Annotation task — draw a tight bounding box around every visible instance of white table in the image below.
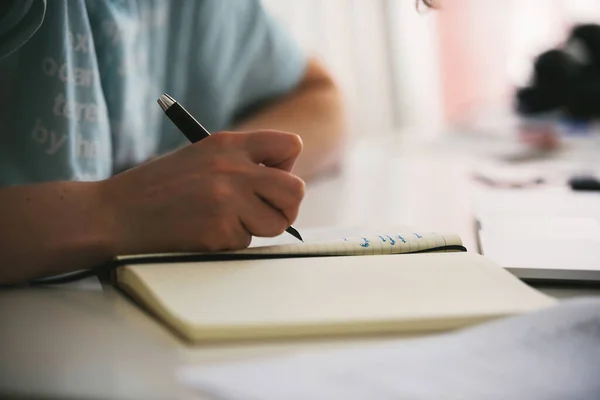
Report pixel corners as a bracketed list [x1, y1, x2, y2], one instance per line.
[2, 136, 599, 399]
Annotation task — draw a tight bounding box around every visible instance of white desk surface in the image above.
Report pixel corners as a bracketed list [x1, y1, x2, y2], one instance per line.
[2, 136, 600, 399]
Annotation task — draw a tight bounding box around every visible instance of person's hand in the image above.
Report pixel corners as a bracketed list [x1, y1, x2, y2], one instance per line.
[100, 130, 305, 254]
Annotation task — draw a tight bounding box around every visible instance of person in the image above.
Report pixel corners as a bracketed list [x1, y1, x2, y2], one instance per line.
[0, 0, 345, 285]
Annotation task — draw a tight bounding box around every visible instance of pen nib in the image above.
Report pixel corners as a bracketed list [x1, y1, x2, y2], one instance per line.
[286, 226, 304, 242]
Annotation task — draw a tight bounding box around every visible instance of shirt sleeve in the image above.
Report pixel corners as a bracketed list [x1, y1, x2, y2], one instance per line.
[0, 0, 113, 187]
[0, 0, 46, 59]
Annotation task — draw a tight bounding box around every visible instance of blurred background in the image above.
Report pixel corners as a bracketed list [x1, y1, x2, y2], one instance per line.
[263, 0, 600, 140]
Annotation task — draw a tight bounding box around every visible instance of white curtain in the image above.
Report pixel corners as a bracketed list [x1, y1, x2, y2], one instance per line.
[263, 0, 398, 139]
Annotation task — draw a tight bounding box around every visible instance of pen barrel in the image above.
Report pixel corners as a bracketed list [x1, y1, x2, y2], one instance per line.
[165, 103, 211, 143]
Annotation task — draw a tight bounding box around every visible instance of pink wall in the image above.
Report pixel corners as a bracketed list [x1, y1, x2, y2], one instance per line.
[435, 0, 599, 125]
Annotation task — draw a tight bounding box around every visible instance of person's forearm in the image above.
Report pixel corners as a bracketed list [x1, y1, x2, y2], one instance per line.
[234, 61, 346, 181]
[0, 129, 307, 284]
[0, 181, 117, 285]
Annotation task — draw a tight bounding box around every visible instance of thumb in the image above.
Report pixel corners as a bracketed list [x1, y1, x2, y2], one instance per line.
[243, 130, 303, 172]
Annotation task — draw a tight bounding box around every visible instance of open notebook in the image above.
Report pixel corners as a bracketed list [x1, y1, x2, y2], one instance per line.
[116, 229, 465, 264]
[114, 229, 555, 342]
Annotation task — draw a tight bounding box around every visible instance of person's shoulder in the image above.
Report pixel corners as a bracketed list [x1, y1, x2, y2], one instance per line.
[198, 0, 261, 10]
[192, 0, 263, 21]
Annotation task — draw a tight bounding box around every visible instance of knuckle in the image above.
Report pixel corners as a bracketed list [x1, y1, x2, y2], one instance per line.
[207, 181, 235, 202]
[206, 154, 247, 177]
[206, 156, 232, 174]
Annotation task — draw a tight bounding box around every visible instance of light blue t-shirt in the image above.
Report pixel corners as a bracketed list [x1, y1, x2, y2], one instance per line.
[0, 0, 305, 186]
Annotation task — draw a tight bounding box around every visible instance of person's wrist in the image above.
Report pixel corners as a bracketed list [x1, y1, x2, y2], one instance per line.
[95, 177, 137, 257]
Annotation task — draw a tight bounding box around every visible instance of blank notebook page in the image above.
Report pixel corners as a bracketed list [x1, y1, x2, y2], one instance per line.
[116, 252, 555, 341]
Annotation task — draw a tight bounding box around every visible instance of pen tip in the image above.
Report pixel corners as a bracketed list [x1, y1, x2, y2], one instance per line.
[286, 226, 303, 243]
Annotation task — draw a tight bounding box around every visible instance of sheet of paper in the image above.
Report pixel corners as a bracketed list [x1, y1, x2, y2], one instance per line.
[249, 225, 419, 247]
[179, 298, 600, 400]
[245, 226, 462, 256]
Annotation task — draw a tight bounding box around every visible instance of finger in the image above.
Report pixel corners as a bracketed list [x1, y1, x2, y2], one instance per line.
[252, 167, 305, 225]
[216, 222, 253, 251]
[239, 195, 290, 238]
[242, 130, 303, 172]
[192, 211, 252, 252]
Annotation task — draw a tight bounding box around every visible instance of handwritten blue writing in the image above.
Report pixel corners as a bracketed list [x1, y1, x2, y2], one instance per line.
[360, 238, 371, 248]
[396, 235, 406, 243]
[386, 235, 396, 245]
[413, 233, 423, 239]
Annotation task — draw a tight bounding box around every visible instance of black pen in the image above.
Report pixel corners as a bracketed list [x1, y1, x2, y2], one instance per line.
[157, 93, 304, 243]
